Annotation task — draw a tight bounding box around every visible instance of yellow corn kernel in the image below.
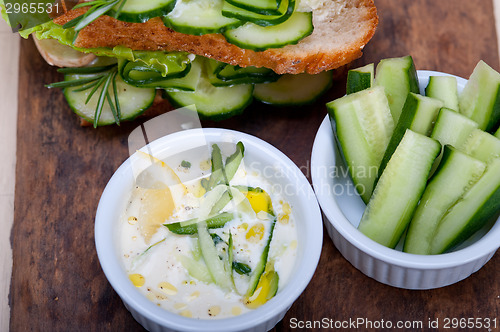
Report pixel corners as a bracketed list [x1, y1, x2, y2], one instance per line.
[208, 305, 221, 317]
[246, 223, 265, 243]
[158, 282, 178, 295]
[199, 159, 211, 171]
[129, 274, 145, 287]
[180, 310, 192, 318]
[282, 202, 291, 215]
[187, 291, 200, 302]
[278, 214, 289, 225]
[231, 306, 242, 316]
[174, 302, 187, 310]
[246, 191, 271, 213]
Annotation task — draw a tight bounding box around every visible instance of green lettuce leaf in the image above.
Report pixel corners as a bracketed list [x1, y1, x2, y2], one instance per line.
[25, 21, 191, 77]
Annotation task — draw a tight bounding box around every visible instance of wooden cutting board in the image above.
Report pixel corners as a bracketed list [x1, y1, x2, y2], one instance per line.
[10, 0, 500, 330]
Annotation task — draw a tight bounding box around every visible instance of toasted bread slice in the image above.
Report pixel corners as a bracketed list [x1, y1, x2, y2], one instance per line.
[53, 0, 377, 74]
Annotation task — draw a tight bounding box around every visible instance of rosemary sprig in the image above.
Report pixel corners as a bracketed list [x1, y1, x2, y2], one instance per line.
[46, 64, 122, 127]
[62, 0, 128, 41]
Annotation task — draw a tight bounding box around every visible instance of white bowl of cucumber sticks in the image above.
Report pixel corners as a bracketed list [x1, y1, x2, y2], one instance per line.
[96, 128, 323, 331]
[312, 58, 500, 290]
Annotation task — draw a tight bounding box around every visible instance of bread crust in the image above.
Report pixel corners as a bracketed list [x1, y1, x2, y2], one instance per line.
[54, 0, 378, 74]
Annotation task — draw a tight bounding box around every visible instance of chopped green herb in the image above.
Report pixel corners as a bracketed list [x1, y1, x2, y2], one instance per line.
[233, 262, 252, 275]
[181, 160, 191, 168]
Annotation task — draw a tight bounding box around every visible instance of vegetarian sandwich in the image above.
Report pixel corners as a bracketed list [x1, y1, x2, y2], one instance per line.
[1, 0, 378, 126]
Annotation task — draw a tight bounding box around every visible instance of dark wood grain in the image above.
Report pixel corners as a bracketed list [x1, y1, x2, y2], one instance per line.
[10, 0, 500, 331]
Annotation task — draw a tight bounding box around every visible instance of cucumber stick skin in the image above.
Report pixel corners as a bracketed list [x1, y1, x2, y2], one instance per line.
[375, 55, 420, 123]
[358, 130, 441, 248]
[346, 63, 374, 95]
[425, 76, 459, 111]
[327, 86, 394, 203]
[459, 60, 500, 132]
[378, 93, 443, 178]
[460, 129, 500, 164]
[404, 146, 486, 255]
[496, 127, 500, 139]
[430, 157, 500, 254]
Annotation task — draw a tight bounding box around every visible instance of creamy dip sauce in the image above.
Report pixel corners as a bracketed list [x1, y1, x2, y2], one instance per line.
[120, 143, 298, 319]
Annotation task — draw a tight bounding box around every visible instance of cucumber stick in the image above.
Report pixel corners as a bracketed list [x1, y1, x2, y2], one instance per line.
[346, 63, 374, 95]
[425, 76, 459, 111]
[430, 157, 500, 254]
[431, 108, 479, 148]
[459, 60, 500, 132]
[404, 146, 486, 255]
[375, 55, 420, 123]
[460, 129, 500, 163]
[358, 130, 440, 248]
[378, 93, 443, 178]
[327, 86, 394, 203]
[254, 71, 332, 106]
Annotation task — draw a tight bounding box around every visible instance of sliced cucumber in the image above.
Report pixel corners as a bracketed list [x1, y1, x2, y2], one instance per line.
[460, 129, 500, 163]
[425, 76, 459, 111]
[164, 67, 254, 120]
[225, 0, 282, 15]
[222, 0, 293, 27]
[206, 59, 279, 86]
[404, 146, 486, 255]
[111, 0, 177, 23]
[223, 11, 313, 51]
[430, 157, 500, 254]
[224, 141, 245, 181]
[375, 55, 420, 123]
[63, 73, 155, 126]
[164, 0, 242, 35]
[254, 71, 332, 106]
[197, 222, 233, 290]
[158, 58, 203, 91]
[459, 60, 500, 132]
[245, 215, 277, 297]
[358, 130, 441, 248]
[326, 86, 394, 203]
[346, 63, 374, 95]
[378, 93, 443, 178]
[165, 212, 234, 235]
[118, 58, 200, 91]
[216, 63, 279, 82]
[431, 107, 479, 148]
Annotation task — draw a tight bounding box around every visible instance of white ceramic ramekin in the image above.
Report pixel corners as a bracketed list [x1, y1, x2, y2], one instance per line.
[95, 128, 323, 331]
[311, 70, 500, 290]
